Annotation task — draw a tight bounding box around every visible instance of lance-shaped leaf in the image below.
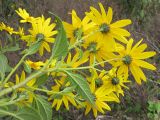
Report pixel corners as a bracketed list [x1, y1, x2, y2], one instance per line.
[49, 12, 69, 59]
[65, 71, 94, 105]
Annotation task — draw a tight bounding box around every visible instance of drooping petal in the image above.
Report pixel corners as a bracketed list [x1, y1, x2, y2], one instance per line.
[130, 64, 142, 84]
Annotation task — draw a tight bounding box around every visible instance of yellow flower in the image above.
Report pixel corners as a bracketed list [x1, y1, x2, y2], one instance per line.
[26, 60, 44, 70]
[16, 8, 35, 23]
[85, 3, 131, 49]
[15, 71, 36, 103]
[85, 83, 119, 117]
[21, 16, 58, 56]
[48, 78, 77, 110]
[86, 69, 106, 88]
[112, 39, 156, 84]
[0, 22, 16, 35]
[83, 39, 112, 66]
[63, 10, 94, 45]
[101, 68, 130, 96]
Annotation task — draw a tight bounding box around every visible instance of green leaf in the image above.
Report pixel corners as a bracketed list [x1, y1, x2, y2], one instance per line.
[6, 64, 12, 72]
[0, 54, 8, 80]
[60, 86, 76, 94]
[32, 95, 52, 120]
[35, 74, 48, 86]
[65, 71, 94, 105]
[49, 12, 69, 59]
[23, 62, 32, 74]
[0, 106, 42, 120]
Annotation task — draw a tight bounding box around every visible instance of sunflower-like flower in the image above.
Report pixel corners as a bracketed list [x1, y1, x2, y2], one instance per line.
[86, 69, 106, 88]
[83, 39, 112, 66]
[111, 39, 156, 84]
[85, 3, 131, 49]
[63, 10, 94, 45]
[48, 78, 77, 110]
[101, 68, 130, 96]
[22, 16, 58, 56]
[16, 8, 35, 23]
[26, 60, 44, 70]
[85, 81, 119, 117]
[15, 71, 37, 103]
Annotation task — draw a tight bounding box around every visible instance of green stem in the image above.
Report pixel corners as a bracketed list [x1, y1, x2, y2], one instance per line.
[46, 66, 93, 73]
[0, 70, 42, 97]
[0, 97, 26, 106]
[92, 58, 121, 66]
[2, 54, 27, 86]
[28, 86, 58, 94]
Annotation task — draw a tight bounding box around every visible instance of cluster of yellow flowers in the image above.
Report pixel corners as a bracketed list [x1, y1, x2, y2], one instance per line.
[0, 3, 156, 117]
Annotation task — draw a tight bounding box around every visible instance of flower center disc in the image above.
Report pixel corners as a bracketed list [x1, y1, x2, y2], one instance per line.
[95, 78, 103, 87]
[87, 42, 97, 53]
[99, 23, 110, 33]
[123, 55, 132, 65]
[36, 33, 45, 41]
[73, 28, 83, 38]
[112, 77, 120, 85]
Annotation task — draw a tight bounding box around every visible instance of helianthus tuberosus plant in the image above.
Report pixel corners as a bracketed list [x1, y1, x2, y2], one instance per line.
[0, 2, 156, 119]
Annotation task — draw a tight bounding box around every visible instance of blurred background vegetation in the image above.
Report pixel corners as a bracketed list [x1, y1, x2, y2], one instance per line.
[0, 0, 160, 119]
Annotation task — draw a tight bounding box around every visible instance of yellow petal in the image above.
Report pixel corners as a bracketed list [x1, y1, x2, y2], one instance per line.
[20, 71, 25, 82]
[85, 104, 92, 115]
[63, 96, 69, 110]
[111, 19, 132, 28]
[132, 44, 147, 53]
[130, 39, 143, 53]
[99, 3, 107, 20]
[130, 64, 142, 84]
[43, 42, 51, 52]
[134, 59, 156, 70]
[39, 45, 44, 56]
[56, 99, 62, 111]
[134, 65, 146, 81]
[106, 7, 113, 24]
[111, 28, 131, 37]
[126, 39, 133, 54]
[72, 10, 81, 27]
[132, 52, 156, 59]
[93, 108, 98, 117]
